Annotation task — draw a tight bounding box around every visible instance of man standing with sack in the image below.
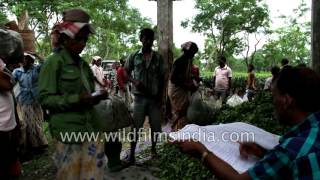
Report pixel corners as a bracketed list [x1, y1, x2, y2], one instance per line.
[125, 28, 166, 164]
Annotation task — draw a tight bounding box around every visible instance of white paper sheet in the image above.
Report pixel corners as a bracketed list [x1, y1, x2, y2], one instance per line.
[169, 122, 280, 173]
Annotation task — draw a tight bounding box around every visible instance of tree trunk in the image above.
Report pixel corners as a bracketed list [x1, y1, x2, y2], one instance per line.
[312, 0, 320, 73]
[154, 0, 174, 124]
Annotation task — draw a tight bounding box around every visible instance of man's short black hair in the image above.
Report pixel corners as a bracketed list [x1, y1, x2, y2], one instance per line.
[219, 56, 227, 62]
[271, 66, 280, 76]
[274, 67, 320, 113]
[139, 28, 154, 40]
[281, 58, 289, 66]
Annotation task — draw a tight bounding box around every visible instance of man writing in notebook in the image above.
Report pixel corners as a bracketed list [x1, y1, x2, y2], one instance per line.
[174, 67, 320, 179]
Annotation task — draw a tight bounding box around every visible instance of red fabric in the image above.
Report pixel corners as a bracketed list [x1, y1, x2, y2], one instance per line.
[191, 65, 200, 77]
[117, 67, 128, 91]
[8, 160, 21, 177]
[0, 160, 21, 178]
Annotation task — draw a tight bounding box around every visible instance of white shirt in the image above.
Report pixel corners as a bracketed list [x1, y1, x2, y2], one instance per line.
[0, 59, 17, 131]
[0, 92, 17, 131]
[214, 65, 232, 91]
[91, 64, 105, 91]
[264, 77, 273, 90]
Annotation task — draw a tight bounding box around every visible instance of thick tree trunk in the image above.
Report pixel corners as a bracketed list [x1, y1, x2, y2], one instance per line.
[312, 0, 320, 73]
[157, 0, 174, 71]
[150, 0, 174, 123]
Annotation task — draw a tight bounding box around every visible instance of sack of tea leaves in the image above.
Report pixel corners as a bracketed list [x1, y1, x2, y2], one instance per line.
[95, 95, 132, 132]
[187, 91, 216, 126]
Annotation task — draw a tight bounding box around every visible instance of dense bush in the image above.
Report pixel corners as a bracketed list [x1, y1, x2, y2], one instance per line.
[214, 92, 288, 135]
[149, 144, 214, 180]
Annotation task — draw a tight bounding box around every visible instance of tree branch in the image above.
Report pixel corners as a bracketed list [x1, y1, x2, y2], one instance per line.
[250, 33, 262, 65]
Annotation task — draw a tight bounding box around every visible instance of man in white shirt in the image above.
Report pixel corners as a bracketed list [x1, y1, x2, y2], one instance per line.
[91, 56, 106, 91]
[213, 56, 232, 103]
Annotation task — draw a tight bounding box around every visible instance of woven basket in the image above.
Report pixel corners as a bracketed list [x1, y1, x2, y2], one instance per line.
[19, 30, 35, 52]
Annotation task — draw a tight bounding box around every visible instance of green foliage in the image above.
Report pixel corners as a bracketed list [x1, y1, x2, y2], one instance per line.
[183, 0, 269, 58]
[232, 76, 266, 90]
[260, 0, 311, 66]
[2, 0, 152, 59]
[173, 43, 182, 59]
[196, 0, 311, 72]
[150, 92, 287, 179]
[261, 25, 310, 66]
[0, 11, 8, 25]
[201, 71, 270, 90]
[148, 143, 214, 180]
[214, 92, 288, 135]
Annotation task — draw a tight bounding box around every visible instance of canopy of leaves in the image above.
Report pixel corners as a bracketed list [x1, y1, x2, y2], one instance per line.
[182, 0, 269, 58]
[260, 0, 311, 66]
[1, 0, 152, 59]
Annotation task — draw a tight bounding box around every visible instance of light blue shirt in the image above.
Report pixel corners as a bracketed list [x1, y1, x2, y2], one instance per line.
[13, 64, 41, 105]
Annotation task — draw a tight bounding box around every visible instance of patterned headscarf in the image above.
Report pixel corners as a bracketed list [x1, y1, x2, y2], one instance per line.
[51, 8, 94, 48]
[53, 21, 94, 39]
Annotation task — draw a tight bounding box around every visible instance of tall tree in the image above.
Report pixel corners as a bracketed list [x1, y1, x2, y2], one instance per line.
[262, 25, 310, 66]
[1, 0, 152, 59]
[182, 0, 269, 58]
[261, 0, 311, 67]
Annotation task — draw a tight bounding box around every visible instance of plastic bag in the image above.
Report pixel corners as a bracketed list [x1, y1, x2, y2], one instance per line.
[226, 94, 245, 107]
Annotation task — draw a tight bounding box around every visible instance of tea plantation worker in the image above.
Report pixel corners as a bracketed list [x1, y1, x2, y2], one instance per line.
[212, 56, 232, 103]
[13, 52, 48, 157]
[38, 8, 108, 180]
[168, 41, 199, 131]
[246, 64, 256, 101]
[0, 28, 24, 179]
[174, 66, 320, 179]
[90, 55, 106, 91]
[191, 64, 201, 86]
[117, 58, 131, 104]
[264, 66, 280, 90]
[125, 28, 166, 164]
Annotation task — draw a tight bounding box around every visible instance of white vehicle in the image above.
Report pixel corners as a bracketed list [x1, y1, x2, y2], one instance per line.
[101, 60, 118, 77]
